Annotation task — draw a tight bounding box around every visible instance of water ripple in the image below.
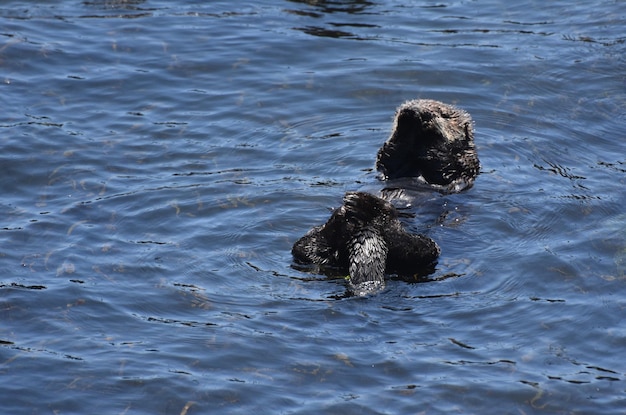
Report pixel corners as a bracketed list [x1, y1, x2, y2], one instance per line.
[1, 1, 625, 413]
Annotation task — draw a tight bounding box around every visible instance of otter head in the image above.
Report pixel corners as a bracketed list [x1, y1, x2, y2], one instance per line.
[376, 99, 479, 192]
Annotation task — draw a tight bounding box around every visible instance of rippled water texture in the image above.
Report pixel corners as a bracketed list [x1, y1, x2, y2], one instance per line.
[1, 1, 625, 413]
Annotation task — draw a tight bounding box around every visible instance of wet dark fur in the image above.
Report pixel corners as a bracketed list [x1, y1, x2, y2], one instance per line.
[292, 192, 440, 295]
[376, 99, 479, 192]
[292, 99, 478, 296]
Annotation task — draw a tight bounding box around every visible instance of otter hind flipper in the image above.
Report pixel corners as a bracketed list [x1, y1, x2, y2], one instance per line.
[347, 226, 388, 296]
[385, 232, 440, 277]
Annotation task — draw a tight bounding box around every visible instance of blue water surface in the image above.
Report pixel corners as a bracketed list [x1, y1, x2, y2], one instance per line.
[1, 1, 625, 413]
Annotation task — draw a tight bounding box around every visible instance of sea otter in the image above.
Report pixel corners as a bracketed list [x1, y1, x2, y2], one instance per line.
[377, 99, 479, 192]
[292, 192, 440, 296]
[292, 99, 479, 296]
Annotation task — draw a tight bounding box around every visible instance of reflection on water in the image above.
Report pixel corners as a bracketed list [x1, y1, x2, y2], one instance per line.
[1, 0, 625, 413]
[286, 0, 378, 38]
[83, 0, 147, 10]
[286, 0, 375, 15]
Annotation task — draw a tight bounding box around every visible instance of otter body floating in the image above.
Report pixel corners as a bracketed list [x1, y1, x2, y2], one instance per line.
[376, 99, 479, 192]
[292, 99, 478, 296]
[292, 192, 440, 296]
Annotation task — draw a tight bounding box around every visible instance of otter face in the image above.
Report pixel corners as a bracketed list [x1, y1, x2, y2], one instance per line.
[376, 99, 479, 191]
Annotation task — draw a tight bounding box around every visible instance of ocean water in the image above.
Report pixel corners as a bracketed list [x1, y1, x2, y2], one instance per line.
[1, 1, 625, 413]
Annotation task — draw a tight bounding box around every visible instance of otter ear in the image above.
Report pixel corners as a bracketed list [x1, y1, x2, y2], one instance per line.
[347, 227, 388, 296]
